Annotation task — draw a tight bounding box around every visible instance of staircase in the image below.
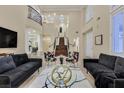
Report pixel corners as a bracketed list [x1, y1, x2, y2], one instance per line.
[55, 37, 68, 56]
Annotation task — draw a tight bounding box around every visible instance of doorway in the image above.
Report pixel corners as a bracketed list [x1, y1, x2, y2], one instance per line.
[25, 28, 42, 55]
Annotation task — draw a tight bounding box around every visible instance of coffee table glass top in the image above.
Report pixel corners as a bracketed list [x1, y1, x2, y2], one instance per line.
[44, 65, 86, 88]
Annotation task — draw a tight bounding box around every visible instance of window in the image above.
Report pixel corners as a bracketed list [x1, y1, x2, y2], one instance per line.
[28, 6, 42, 25]
[112, 12, 124, 53]
[30, 5, 41, 13]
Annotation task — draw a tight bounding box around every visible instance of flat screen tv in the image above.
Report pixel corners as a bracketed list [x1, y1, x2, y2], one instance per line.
[0, 27, 17, 48]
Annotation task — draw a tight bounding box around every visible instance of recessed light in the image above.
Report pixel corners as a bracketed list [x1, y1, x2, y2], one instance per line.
[33, 30, 36, 33]
[28, 31, 31, 34]
[48, 14, 51, 17]
[53, 13, 56, 16]
[60, 14, 64, 17]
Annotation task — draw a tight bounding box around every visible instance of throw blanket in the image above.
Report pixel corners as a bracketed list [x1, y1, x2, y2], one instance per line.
[95, 72, 117, 88]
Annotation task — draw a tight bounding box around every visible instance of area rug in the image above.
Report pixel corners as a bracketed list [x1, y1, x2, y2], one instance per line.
[28, 65, 92, 88]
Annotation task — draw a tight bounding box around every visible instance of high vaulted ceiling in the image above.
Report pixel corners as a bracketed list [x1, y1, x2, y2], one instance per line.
[39, 5, 85, 12]
[39, 5, 85, 44]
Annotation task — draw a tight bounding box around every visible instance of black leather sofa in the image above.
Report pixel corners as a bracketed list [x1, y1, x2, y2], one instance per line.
[0, 53, 42, 88]
[84, 53, 124, 88]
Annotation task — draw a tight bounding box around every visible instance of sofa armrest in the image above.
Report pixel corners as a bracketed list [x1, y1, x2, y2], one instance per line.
[29, 58, 42, 67]
[0, 75, 11, 88]
[114, 79, 124, 88]
[29, 58, 42, 62]
[83, 59, 99, 68]
[83, 59, 99, 63]
[103, 77, 124, 88]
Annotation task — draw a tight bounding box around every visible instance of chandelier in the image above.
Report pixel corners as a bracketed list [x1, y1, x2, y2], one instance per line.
[42, 13, 65, 24]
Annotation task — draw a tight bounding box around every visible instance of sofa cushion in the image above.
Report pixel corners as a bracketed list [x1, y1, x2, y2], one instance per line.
[85, 62, 113, 78]
[99, 53, 117, 70]
[3, 68, 27, 87]
[0, 56, 16, 74]
[3, 68, 25, 81]
[2, 61, 40, 87]
[16, 62, 40, 72]
[114, 57, 124, 78]
[11, 53, 29, 66]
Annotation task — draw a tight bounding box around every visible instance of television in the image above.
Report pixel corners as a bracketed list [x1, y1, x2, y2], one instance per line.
[0, 27, 17, 48]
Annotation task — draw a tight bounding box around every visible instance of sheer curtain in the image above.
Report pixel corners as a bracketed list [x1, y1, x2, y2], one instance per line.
[112, 12, 124, 53]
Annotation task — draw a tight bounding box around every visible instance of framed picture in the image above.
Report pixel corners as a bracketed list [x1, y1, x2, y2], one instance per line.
[95, 35, 103, 45]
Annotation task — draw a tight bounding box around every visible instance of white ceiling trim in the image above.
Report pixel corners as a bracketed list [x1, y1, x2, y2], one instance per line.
[39, 5, 85, 12]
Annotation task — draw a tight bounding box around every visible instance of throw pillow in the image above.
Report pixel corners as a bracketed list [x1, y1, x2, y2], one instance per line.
[0, 56, 16, 74]
[99, 53, 117, 70]
[11, 53, 29, 66]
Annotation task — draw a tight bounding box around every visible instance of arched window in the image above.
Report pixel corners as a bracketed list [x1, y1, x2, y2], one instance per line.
[28, 6, 42, 25]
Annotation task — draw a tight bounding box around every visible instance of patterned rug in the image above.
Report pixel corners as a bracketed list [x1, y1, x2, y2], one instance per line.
[28, 65, 92, 88]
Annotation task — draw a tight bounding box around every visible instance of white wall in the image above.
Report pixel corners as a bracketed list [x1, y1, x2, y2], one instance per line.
[0, 5, 43, 54]
[93, 6, 110, 58]
[0, 5, 28, 54]
[79, 5, 110, 63]
[0, 5, 110, 60]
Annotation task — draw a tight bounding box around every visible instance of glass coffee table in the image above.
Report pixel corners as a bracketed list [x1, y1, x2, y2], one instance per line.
[43, 65, 86, 88]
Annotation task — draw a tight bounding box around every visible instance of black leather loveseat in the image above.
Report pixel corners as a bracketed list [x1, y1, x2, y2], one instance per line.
[0, 53, 42, 88]
[84, 53, 124, 88]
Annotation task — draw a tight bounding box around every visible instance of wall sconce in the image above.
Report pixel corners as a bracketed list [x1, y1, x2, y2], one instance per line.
[96, 17, 101, 32]
[97, 17, 101, 21]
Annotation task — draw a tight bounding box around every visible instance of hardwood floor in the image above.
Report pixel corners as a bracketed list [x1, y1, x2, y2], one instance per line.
[55, 37, 68, 56]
